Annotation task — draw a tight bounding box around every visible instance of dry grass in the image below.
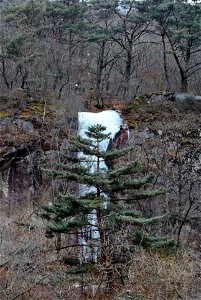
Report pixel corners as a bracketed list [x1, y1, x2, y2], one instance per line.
[0, 206, 200, 300]
[113, 249, 201, 300]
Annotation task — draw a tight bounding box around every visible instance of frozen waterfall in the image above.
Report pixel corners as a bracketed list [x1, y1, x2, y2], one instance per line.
[78, 110, 123, 262]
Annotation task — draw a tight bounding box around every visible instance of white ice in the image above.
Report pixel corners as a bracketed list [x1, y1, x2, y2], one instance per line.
[78, 110, 123, 262]
[78, 110, 122, 144]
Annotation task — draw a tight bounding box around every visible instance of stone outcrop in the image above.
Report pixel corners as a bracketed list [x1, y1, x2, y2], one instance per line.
[0, 96, 69, 204]
[1, 90, 201, 249]
[122, 92, 201, 249]
[164, 92, 201, 102]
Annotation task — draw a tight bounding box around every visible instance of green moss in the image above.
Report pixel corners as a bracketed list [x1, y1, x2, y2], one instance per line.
[28, 101, 53, 116]
[0, 111, 10, 117]
[45, 111, 53, 117]
[18, 111, 31, 119]
[127, 120, 136, 128]
[29, 102, 43, 112]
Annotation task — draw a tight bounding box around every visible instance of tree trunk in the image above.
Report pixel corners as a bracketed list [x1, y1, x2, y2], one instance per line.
[181, 76, 188, 92]
[122, 43, 132, 99]
[96, 42, 105, 91]
[96, 150, 107, 263]
[167, 36, 188, 92]
[161, 31, 170, 91]
[1, 56, 10, 90]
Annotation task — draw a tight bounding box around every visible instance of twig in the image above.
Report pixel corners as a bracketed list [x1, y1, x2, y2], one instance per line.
[11, 275, 48, 300]
[173, 285, 185, 299]
[42, 100, 46, 125]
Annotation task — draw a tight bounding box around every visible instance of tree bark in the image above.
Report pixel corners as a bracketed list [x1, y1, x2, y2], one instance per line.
[96, 41, 106, 91]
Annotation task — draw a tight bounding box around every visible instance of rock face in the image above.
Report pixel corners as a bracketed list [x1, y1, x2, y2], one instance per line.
[1, 91, 201, 249]
[0, 97, 69, 205]
[122, 92, 201, 249]
[8, 151, 42, 201]
[164, 92, 201, 102]
[0, 116, 40, 201]
[106, 124, 129, 169]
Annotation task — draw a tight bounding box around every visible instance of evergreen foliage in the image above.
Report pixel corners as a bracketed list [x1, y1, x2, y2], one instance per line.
[136, 0, 201, 92]
[42, 124, 171, 262]
[1, 0, 201, 93]
[132, 231, 175, 249]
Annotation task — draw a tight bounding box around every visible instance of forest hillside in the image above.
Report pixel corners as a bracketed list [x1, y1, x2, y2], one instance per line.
[0, 1, 201, 299]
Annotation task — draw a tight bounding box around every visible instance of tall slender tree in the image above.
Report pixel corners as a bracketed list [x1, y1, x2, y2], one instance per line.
[42, 124, 171, 265]
[42, 0, 88, 97]
[83, 0, 119, 93]
[137, 0, 201, 92]
[2, 0, 44, 89]
[111, 0, 149, 98]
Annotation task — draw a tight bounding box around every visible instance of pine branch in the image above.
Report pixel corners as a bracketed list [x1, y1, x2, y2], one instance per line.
[122, 210, 142, 218]
[129, 187, 166, 201]
[110, 173, 155, 192]
[108, 161, 141, 178]
[85, 124, 110, 140]
[103, 146, 133, 160]
[56, 162, 90, 175]
[49, 218, 87, 233]
[116, 214, 167, 226]
[132, 231, 176, 249]
[70, 140, 101, 156]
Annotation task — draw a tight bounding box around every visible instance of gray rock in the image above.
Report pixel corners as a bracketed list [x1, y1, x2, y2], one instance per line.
[0, 117, 14, 126]
[14, 119, 35, 134]
[164, 92, 201, 102]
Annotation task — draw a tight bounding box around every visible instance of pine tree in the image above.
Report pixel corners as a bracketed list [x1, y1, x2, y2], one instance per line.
[3, 0, 44, 88]
[136, 0, 201, 92]
[42, 124, 173, 264]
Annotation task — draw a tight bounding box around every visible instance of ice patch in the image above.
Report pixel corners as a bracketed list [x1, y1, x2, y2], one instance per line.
[78, 110, 123, 262]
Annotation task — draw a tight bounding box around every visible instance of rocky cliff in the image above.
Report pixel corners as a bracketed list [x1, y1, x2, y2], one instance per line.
[0, 90, 201, 248]
[0, 92, 70, 208]
[122, 92, 201, 248]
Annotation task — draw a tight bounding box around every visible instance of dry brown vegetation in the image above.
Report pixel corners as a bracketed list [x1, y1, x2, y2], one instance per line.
[0, 205, 200, 300]
[1, 91, 201, 299]
[118, 249, 201, 300]
[0, 0, 201, 297]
